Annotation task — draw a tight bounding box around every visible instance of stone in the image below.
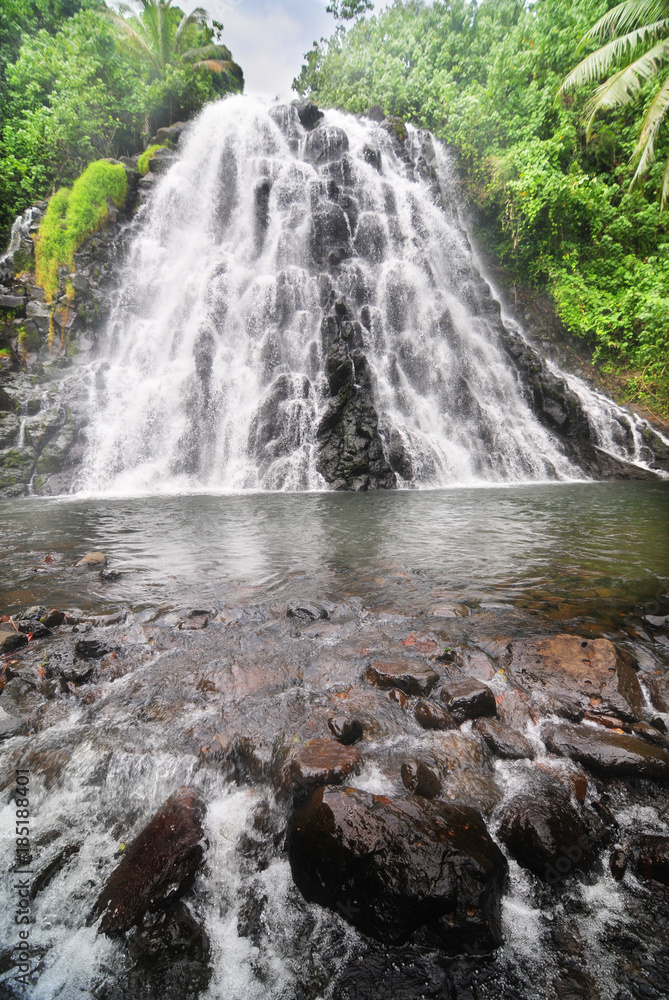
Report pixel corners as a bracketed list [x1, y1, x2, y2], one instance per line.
[77, 551, 107, 568]
[90, 786, 206, 935]
[328, 716, 363, 745]
[286, 601, 330, 621]
[497, 774, 597, 880]
[415, 700, 457, 731]
[645, 672, 669, 713]
[61, 661, 95, 682]
[288, 786, 507, 954]
[42, 608, 66, 628]
[543, 722, 669, 780]
[440, 677, 496, 723]
[473, 717, 536, 759]
[0, 629, 28, 653]
[364, 660, 438, 696]
[291, 99, 323, 130]
[16, 605, 47, 621]
[275, 737, 361, 798]
[401, 759, 441, 798]
[303, 124, 349, 165]
[0, 294, 26, 310]
[505, 634, 643, 720]
[74, 639, 112, 659]
[0, 705, 28, 740]
[628, 835, 669, 887]
[609, 848, 627, 881]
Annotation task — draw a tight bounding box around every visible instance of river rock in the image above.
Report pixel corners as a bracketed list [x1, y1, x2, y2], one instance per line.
[543, 722, 669, 780]
[275, 737, 361, 798]
[473, 717, 536, 759]
[291, 99, 323, 130]
[77, 551, 107, 568]
[74, 638, 112, 659]
[440, 677, 496, 722]
[628, 834, 669, 888]
[645, 672, 669, 713]
[286, 601, 330, 621]
[91, 786, 206, 935]
[0, 705, 28, 740]
[505, 634, 643, 720]
[288, 786, 507, 953]
[401, 759, 441, 798]
[328, 716, 363, 745]
[609, 848, 627, 881]
[0, 629, 28, 652]
[497, 774, 596, 880]
[303, 124, 349, 164]
[415, 700, 457, 730]
[365, 659, 438, 696]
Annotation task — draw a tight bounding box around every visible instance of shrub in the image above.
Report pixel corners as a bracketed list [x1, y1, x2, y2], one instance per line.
[35, 159, 127, 301]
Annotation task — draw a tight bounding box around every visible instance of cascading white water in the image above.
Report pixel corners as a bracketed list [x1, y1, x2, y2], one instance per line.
[78, 96, 663, 493]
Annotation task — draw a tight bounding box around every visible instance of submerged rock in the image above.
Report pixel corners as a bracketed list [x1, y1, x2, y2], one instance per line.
[91, 786, 206, 936]
[543, 722, 669, 780]
[628, 834, 669, 888]
[473, 717, 536, 760]
[440, 677, 496, 723]
[288, 786, 507, 953]
[364, 659, 438, 696]
[328, 716, 364, 745]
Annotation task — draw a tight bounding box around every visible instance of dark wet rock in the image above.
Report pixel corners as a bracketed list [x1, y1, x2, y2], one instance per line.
[388, 687, 409, 708]
[16, 605, 47, 621]
[76, 550, 107, 568]
[473, 717, 536, 759]
[364, 659, 438, 696]
[401, 759, 441, 798]
[644, 614, 669, 628]
[41, 608, 65, 628]
[14, 619, 50, 638]
[628, 835, 669, 888]
[0, 705, 28, 740]
[74, 638, 112, 659]
[645, 672, 669, 713]
[609, 848, 627, 881]
[365, 105, 386, 122]
[287, 601, 330, 621]
[543, 722, 669, 780]
[630, 720, 669, 750]
[276, 737, 362, 799]
[99, 568, 122, 582]
[328, 716, 363, 745]
[431, 731, 502, 815]
[91, 786, 206, 935]
[415, 699, 457, 731]
[61, 661, 95, 683]
[505, 634, 643, 721]
[151, 121, 189, 147]
[31, 843, 80, 899]
[0, 629, 28, 652]
[292, 99, 323, 130]
[288, 786, 507, 953]
[440, 677, 496, 723]
[497, 774, 597, 880]
[303, 124, 349, 165]
[126, 900, 210, 968]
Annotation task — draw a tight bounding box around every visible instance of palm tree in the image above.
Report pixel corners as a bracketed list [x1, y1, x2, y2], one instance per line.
[108, 0, 242, 86]
[559, 1, 669, 206]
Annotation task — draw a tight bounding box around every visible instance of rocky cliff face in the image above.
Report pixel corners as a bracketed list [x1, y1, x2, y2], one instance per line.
[0, 106, 667, 497]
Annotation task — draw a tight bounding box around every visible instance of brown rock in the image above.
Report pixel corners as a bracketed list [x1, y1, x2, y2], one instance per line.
[328, 716, 363, 745]
[288, 786, 507, 954]
[415, 700, 457, 730]
[0, 630, 28, 653]
[440, 677, 496, 723]
[365, 659, 438, 696]
[628, 834, 669, 887]
[644, 672, 669, 713]
[401, 759, 441, 798]
[77, 551, 107, 568]
[473, 717, 535, 760]
[506, 634, 643, 720]
[388, 687, 409, 708]
[543, 723, 669, 780]
[41, 608, 65, 628]
[275, 737, 361, 798]
[90, 786, 206, 935]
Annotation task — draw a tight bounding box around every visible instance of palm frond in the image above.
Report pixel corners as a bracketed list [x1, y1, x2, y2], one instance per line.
[580, 0, 669, 45]
[631, 70, 669, 179]
[176, 7, 209, 44]
[559, 20, 669, 95]
[192, 58, 226, 73]
[660, 152, 669, 206]
[180, 43, 232, 63]
[104, 9, 162, 73]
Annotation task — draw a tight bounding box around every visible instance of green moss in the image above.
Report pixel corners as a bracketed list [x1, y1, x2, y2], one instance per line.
[0, 348, 11, 358]
[137, 144, 167, 176]
[35, 160, 127, 302]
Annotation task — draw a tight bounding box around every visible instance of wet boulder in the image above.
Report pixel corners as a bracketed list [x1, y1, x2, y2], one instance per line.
[288, 786, 507, 954]
[77, 551, 107, 569]
[543, 722, 669, 780]
[505, 634, 643, 720]
[291, 99, 323, 130]
[328, 716, 363, 745]
[415, 699, 457, 731]
[401, 759, 441, 798]
[0, 629, 28, 653]
[364, 659, 438, 696]
[473, 717, 535, 760]
[275, 737, 361, 799]
[303, 124, 349, 165]
[75, 638, 112, 659]
[91, 786, 206, 936]
[0, 705, 28, 740]
[440, 677, 496, 723]
[628, 834, 669, 888]
[497, 774, 597, 881]
[286, 601, 330, 621]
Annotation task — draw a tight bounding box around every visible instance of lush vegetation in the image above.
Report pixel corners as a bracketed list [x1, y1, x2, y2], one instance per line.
[295, 0, 669, 417]
[137, 142, 168, 175]
[34, 159, 127, 300]
[0, 0, 242, 248]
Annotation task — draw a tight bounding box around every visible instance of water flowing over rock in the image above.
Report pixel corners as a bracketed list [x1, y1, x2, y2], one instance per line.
[68, 96, 668, 494]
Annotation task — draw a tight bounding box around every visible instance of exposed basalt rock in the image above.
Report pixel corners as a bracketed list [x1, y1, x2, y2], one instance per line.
[275, 737, 362, 799]
[91, 786, 206, 935]
[0, 629, 28, 653]
[628, 834, 669, 888]
[440, 677, 496, 723]
[328, 716, 364, 745]
[504, 634, 643, 721]
[497, 773, 597, 880]
[0, 705, 28, 739]
[543, 722, 669, 780]
[473, 717, 536, 760]
[415, 699, 457, 730]
[401, 759, 441, 798]
[288, 785, 508, 954]
[291, 99, 324, 131]
[364, 659, 438, 696]
[316, 304, 396, 491]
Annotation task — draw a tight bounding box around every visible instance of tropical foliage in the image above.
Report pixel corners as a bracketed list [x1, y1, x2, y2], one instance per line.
[294, 0, 669, 418]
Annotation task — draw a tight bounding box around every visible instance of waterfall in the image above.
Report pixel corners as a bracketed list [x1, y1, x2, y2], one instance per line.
[78, 96, 664, 493]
